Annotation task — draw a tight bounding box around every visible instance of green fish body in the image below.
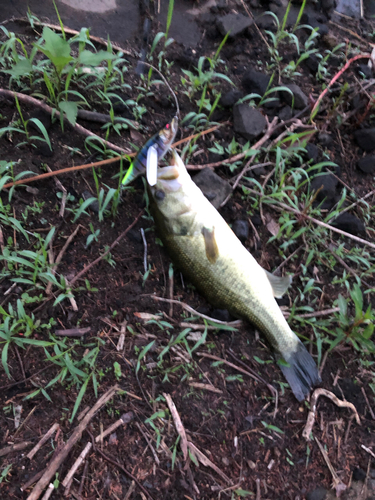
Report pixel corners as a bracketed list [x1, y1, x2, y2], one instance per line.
[149, 152, 321, 401]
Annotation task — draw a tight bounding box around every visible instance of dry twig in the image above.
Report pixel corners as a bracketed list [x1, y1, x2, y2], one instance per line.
[62, 442, 92, 488]
[303, 388, 361, 441]
[315, 437, 347, 497]
[27, 385, 119, 500]
[27, 423, 60, 460]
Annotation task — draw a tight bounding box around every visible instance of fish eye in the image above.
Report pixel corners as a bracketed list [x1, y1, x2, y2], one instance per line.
[154, 189, 165, 201]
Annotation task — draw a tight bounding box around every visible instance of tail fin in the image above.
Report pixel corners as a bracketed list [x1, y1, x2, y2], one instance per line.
[276, 341, 321, 402]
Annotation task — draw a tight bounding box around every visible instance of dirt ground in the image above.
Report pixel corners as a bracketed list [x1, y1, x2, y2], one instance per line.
[1, 1, 375, 499]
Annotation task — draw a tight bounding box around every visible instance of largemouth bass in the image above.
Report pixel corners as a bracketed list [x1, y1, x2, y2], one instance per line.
[121, 116, 178, 186]
[148, 151, 321, 401]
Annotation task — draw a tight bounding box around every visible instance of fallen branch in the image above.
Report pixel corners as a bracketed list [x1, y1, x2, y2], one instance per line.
[311, 54, 371, 117]
[1, 17, 135, 57]
[0, 89, 131, 156]
[303, 388, 361, 441]
[27, 385, 119, 500]
[198, 352, 278, 410]
[27, 423, 60, 460]
[164, 393, 231, 484]
[1, 122, 225, 191]
[55, 327, 91, 337]
[62, 442, 92, 488]
[0, 441, 32, 457]
[164, 393, 188, 461]
[70, 209, 144, 285]
[242, 186, 375, 251]
[187, 116, 279, 171]
[45, 224, 81, 295]
[151, 295, 242, 327]
[94, 412, 133, 443]
[315, 437, 347, 497]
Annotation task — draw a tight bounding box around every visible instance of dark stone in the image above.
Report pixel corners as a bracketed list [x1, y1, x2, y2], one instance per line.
[280, 84, 308, 109]
[278, 105, 293, 122]
[232, 220, 249, 242]
[306, 486, 328, 500]
[208, 151, 223, 163]
[142, 18, 151, 43]
[317, 132, 333, 147]
[216, 13, 253, 38]
[357, 63, 372, 79]
[192, 168, 232, 209]
[251, 213, 262, 226]
[300, 13, 329, 34]
[354, 128, 375, 152]
[212, 309, 231, 321]
[233, 104, 266, 141]
[358, 155, 375, 174]
[35, 143, 54, 157]
[220, 89, 242, 108]
[28, 109, 52, 132]
[305, 143, 320, 163]
[176, 47, 198, 69]
[82, 190, 99, 214]
[321, 0, 336, 14]
[242, 69, 270, 96]
[353, 467, 366, 482]
[332, 213, 366, 235]
[304, 53, 320, 73]
[110, 93, 129, 114]
[311, 173, 337, 202]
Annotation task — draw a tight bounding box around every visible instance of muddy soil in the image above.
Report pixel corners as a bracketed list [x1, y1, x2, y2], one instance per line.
[1, 1, 375, 499]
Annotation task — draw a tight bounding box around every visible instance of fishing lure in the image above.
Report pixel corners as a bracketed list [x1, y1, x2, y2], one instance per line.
[121, 116, 178, 187]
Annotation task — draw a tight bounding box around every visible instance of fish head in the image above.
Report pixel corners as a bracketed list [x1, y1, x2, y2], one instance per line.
[149, 150, 195, 222]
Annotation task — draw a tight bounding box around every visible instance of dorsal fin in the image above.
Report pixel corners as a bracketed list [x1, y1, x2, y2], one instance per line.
[202, 226, 219, 264]
[264, 270, 292, 298]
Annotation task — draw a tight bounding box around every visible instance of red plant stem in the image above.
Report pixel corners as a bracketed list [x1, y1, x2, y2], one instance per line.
[311, 53, 371, 117]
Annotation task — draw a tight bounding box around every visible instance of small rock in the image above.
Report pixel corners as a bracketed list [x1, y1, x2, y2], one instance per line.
[300, 13, 329, 34]
[278, 105, 293, 121]
[35, 143, 54, 157]
[321, 0, 336, 15]
[304, 53, 320, 74]
[305, 143, 320, 163]
[251, 213, 262, 226]
[193, 168, 232, 209]
[357, 155, 375, 174]
[233, 104, 266, 141]
[28, 109, 52, 132]
[232, 220, 249, 242]
[216, 13, 253, 38]
[306, 486, 328, 500]
[220, 89, 242, 108]
[317, 132, 333, 147]
[311, 173, 337, 202]
[332, 213, 366, 235]
[354, 128, 375, 152]
[352, 467, 366, 482]
[242, 68, 270, 96]
[110, 93, 129, 114]
[212, 309, 231, 322]
[356, 63, 372, 79]
[82, 190, 99, 213]
[280, 84, 308, 109]
[221, 456, 230, 466]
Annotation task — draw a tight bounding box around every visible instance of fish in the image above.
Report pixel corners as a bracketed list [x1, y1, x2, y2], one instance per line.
[147, 151, 321, 402]
[121, 116, 178, 186]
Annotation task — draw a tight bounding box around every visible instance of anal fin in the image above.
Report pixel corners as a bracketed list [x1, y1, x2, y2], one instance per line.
[264, 270, 292, 298]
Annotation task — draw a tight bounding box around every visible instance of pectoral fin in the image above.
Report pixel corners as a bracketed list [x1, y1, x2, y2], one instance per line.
[202, 226, 219, 264]
[146, 144, 158, 186]
[264, 270, 292, 298]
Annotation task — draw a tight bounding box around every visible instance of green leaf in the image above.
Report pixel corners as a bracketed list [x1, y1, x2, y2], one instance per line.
[58, 101, 78, 126]
[28, 118, 52, 150]
[70, 373, 92, 422]
[36, 27, 73, 74]
[337, 294, 347, 318]
[77, 49, 117, 66]
[1, 342, 10, 378]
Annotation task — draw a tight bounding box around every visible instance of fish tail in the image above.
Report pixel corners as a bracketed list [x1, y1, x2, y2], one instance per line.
[276, 341, 321, 402]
